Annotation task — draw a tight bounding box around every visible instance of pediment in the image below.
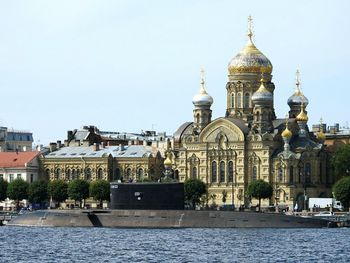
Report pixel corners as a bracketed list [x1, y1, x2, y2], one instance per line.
[199, 118, 245, 143]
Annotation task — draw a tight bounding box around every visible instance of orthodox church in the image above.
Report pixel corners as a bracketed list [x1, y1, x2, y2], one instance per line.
[171, 17, 331, 210]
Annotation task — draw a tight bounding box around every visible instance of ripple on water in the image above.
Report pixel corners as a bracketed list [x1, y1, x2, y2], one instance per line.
[0, 227, 350, 262]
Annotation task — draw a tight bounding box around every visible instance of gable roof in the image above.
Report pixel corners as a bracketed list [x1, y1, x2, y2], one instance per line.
[0, 151, 40, 168]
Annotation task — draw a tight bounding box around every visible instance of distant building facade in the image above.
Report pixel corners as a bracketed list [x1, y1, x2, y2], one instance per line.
[0, 127, 33, 152]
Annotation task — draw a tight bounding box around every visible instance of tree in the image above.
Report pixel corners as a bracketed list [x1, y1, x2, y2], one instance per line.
[89, 180, 110, 208]
[184, 178, 207, 209]
[28, 180, 49, 208]
[332, 144, 350, 177]
[48, 180, 68, 208]
[246, 179, 273, 212]
[7, 178, 29, 209]
[67, 179, 89, 207]
[333, 176, 350, 209]
[0, 178, 8, 201]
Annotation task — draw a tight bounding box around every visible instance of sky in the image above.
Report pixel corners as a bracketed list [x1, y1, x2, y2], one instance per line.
[0, 0, 349, 145]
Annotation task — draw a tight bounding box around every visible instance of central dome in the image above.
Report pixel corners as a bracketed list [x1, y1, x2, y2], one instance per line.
[228, 22, 272, 75]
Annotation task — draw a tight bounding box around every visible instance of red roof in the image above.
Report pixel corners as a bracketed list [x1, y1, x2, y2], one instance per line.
[0, 151, 40, 168]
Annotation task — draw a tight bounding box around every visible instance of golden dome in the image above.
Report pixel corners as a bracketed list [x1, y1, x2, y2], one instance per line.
[282, 127, 292, 138]
[296, 106, 309, 122]
[164, 154, 172, 167]
[228, 17, 272, 75]
[317, 131, 325, 140]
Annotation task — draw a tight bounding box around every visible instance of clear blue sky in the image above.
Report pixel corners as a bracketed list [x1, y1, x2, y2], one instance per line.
[0, 1, 349, 145]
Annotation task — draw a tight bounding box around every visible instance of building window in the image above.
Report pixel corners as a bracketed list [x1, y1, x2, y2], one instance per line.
[115, 168, 121, 181]
[244, 93, 250, 108]
[211, 161, 217, 183]
[72, 169, 78, 180]
[85, 168, 92, 181]
[45, 169, 50, 180]
[76, 169, 81, 179]
[220, 161, 225, 183]
[17, 174, 21, 179]
[192, 167, 197, 179]
[196, 113, 200, 124]
[9, 174, 14, 182]
[237, 93, 242, 108]
[137, 168, 144, 181]
[126, 168, 132, 179]
[231, 93, 235, 108]
[97, 168, 103, 180]
[30, 174, 34, 183]
[252, 166, 257, 181]
[0, 174, 3, 180]
[278, 167, 283, 182]
[289, 166, 294, 184]
[228, 161, 234, 183]
[55, 168, 61, 180]
[256, 111, 260, 121]
[174, 170, 179, 181]
[67, 169, 72, 181]
[305, 163, 311, 183]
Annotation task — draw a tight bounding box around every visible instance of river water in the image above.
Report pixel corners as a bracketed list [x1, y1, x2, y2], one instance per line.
[0, 226, 349, 262]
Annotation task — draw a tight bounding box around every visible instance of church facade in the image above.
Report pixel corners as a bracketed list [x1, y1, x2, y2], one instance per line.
[172, 18, 332, 210]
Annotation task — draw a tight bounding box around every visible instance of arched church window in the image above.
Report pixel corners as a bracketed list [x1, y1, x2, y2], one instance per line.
[192, 167, 197, 179]
[244, 93, 250, 108]
[211, 161, 217, 183]
[228, 161, 234, 183]
[231, 93, 235, 108]
[237, 93, 242, 108]
[256, 111, 260, 121]
[72, 169, 77, 180]
[220, 161, 225, 183]
[289, 166, 294, 184]
[304, 163, 311, 183]
[203, 113, 207, 124]
[252, 166, 257, 181]
[196, 113, 200, 124]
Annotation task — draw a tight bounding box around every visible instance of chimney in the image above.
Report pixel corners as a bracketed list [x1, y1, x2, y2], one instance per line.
[143, 140, 147, 146]
[119, 144, 124, 151]
[57, 140, 62, 148]
[49, 142, 57, 152]
[36, 144, 42, 151]
[67, 130, 73, 141]
[101, 142, 105, 148]
[93, 143, 100, 151]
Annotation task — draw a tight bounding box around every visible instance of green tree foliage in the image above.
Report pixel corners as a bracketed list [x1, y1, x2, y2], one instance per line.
[67, 179, 89, 207]
[333, 176, 350, 209]
[28, 180, 49, 206]
[332, 144, 350, 177]
[48, 180, 68, 207]
[247, 179, 273, 211]
[89, 180, 110, 208]
[7, 178, 29, 209]
[0, 178, 8, 201]
[184, 178, 207, 209]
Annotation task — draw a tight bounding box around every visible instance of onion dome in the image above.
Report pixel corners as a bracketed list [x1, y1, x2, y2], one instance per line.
[281, 117, 292, 138]
[228, 16, 273, 75]
[296, 104, 309, 122]
[287, 70, 309, 107]
[251, 77, 273, 104]
[192, 70, 213, 107]
[317, 131, 326, 140]
[164, 153, 172, 167]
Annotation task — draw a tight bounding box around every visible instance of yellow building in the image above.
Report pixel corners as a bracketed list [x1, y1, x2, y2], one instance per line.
[172, 17, 330, 211]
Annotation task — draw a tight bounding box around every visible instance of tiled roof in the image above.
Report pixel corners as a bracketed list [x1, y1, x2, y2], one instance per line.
[0, 151, 40, 168]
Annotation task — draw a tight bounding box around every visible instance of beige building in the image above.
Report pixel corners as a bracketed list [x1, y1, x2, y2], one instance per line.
[171, 18, 330, 211]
